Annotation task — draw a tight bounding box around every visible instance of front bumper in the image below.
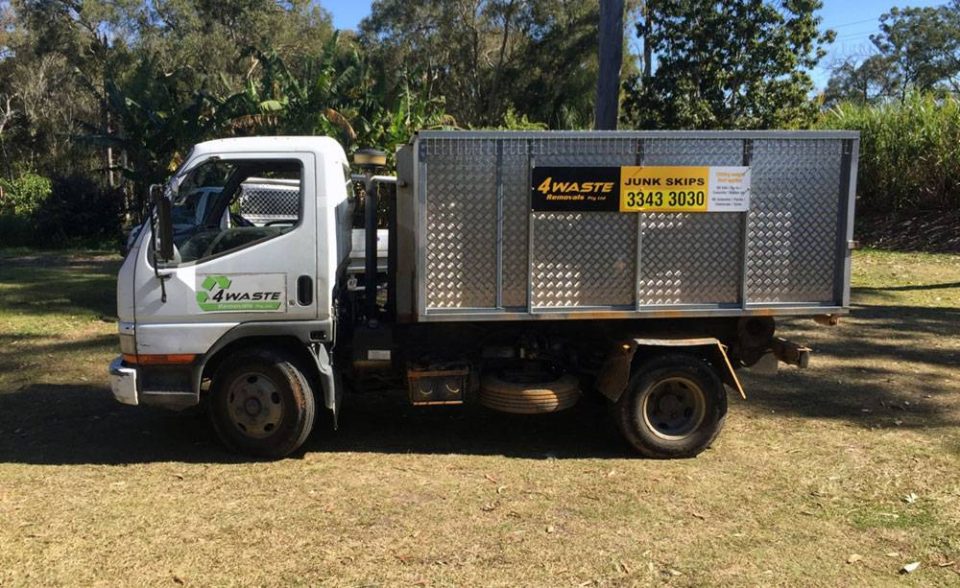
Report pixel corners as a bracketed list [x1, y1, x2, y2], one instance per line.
[108, 356, 139, 405]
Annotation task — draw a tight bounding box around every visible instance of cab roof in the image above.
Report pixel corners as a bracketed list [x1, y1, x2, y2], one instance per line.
[190, 136, 348, 161]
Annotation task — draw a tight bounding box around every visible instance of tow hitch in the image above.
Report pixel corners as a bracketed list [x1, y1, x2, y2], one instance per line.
[772, 337, 811, 368]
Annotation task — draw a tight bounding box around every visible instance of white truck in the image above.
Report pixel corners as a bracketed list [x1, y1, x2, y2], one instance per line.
[109, 131, 858, 459]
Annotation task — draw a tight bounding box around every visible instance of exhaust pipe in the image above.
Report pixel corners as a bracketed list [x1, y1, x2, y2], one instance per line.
[353, 148, 390, 327]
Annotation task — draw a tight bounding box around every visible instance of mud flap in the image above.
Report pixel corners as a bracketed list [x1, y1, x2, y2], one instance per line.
[595, 337, 746, 402]
[705, 341, 746, 400]
[311, 344, 339, 429]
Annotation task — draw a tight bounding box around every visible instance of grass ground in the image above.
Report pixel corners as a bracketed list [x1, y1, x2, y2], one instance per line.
[0, 248, 958, 587]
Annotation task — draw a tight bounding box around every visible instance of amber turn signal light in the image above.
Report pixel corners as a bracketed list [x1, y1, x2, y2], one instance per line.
[122, 353, 197, 366]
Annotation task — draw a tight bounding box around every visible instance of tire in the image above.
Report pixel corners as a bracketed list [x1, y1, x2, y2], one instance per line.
[209, 348, 316, 458]
[613, 353, 727, 459]
[480, 370, 580, 414]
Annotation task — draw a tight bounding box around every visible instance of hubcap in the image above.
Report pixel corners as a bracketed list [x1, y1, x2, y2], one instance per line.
[640, 376, 706, 440]
[226, 371, 284, 439]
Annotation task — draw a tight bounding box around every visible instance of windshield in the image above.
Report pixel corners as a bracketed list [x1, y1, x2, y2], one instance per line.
[166, 159, 303, 263]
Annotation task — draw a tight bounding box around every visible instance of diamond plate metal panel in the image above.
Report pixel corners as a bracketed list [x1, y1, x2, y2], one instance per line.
[638, 140, 743, 305]
[532, 212, 636, 308]
[421, 139, 499, 309]
[641, 139, 743, 166]
[529, 137, 640, 166]
[638, 213, 742, 305]
[500, 140, 530, 307]
[237, 181, 300, 226]
[747, 140, 841, 303]
[528, 137, 639, 308]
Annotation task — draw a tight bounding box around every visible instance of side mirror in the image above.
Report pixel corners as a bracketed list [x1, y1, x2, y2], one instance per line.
[150, 184, 174, 262]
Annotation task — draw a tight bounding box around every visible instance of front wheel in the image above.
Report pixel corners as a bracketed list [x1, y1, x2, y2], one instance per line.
[209, 348, 316, 458]
[614, 353, 727, 459]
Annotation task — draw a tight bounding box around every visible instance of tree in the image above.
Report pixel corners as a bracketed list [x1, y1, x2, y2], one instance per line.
[0, 2, 106, 177]
[0, 1, 16, 59]
[360, 0, 613, 128]
[0, 2, 17, 166]
[823, 5, 960, 107]
[4, 1, 340, 197]
[823, 55, 898, 107]
[871, 5, 960, 100]
[226, 43, 449, 159]
[623, 0, 834, 129]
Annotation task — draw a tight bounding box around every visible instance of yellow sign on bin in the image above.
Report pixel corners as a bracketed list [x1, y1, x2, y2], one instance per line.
[620, 166, 711, 212]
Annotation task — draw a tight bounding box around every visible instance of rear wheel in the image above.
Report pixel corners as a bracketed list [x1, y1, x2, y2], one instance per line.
[614, 353, 726, 459]
[209, 348, 316, 458]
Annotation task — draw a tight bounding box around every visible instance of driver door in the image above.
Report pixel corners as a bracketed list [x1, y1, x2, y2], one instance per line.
[133, 151, 318, 356]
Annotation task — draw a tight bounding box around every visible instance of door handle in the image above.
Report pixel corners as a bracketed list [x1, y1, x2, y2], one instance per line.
[297, 275, 313, 306]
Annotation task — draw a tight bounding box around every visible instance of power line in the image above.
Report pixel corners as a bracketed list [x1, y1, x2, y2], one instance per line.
[834, 31, 877, 41]
[823, 18, 878, 29]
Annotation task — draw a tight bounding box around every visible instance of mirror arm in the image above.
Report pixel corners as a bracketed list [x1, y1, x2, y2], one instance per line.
[154, 263, 170, 304]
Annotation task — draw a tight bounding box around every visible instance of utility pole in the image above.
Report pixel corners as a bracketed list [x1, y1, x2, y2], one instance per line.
[595, 0, 625, 130]
[642, 1, 652, 78]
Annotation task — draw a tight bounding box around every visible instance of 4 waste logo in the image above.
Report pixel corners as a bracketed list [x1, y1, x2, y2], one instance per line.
[195, 274, 284, 312]
[530, 166, 621, 212]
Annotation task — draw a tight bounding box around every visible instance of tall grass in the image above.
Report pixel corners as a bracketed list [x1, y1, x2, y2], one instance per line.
[817, 93, 960, 213]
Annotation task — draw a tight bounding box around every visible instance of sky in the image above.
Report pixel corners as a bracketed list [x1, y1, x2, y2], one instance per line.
[325, 0, 373, 32]
[322, 0, 949, 89]
[813, 0, 946, 86]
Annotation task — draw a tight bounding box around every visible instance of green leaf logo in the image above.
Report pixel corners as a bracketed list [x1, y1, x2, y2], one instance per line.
[197, 275, 231, 308]
[201, 275, 232, 291]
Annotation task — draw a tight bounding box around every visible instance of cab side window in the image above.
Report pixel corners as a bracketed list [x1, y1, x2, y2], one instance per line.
[172, 159, 303, 263]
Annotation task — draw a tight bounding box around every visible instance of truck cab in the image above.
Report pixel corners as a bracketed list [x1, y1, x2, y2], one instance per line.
[111, 137, 352, 451]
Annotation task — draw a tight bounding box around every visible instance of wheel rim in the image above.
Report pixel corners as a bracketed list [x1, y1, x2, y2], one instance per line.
[226, 371, 284, 439]
[640, 376, 706, 440]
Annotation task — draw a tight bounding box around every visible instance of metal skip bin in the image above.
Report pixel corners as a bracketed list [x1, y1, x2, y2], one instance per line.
[401, 130, 858, 322]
